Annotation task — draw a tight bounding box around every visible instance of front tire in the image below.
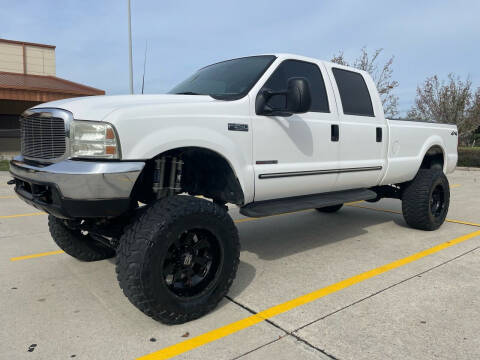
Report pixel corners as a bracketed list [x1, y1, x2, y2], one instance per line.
[116, 196, 240, 324]
[316, 204, 343, 213]
[48, 215, 115, 261]
[401, 169, 450, 231]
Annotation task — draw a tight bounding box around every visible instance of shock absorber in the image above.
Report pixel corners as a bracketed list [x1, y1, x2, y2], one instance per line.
[153, 157, 167, 199]
[153, 156, 184, 198]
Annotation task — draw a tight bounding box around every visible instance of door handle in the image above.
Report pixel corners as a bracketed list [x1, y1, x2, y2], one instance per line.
[376, 127, 382, 142]
[331, 124, 339, 142]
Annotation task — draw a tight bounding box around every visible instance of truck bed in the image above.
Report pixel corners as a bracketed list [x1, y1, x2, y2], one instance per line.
[380, 119, 458, 186]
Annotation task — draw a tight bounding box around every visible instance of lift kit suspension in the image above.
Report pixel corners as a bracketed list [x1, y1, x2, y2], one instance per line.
[153, 156, 184, 198]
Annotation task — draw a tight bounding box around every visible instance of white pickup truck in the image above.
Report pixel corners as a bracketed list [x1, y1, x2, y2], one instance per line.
[9, 53, 458, 324]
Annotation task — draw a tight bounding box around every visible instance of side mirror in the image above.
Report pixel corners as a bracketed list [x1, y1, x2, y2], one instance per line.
[286, 77, 312, 114]
[255, 77, 312, 116]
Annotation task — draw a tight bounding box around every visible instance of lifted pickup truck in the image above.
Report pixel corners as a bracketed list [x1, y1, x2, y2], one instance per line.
[9, 54, 458, 324]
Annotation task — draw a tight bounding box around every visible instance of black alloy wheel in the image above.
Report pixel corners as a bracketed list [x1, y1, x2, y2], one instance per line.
[402, 169, 450, 231]
[430, 184, 446, 218]
[163, 229, 222, 298]
[116, 195, 240, 324]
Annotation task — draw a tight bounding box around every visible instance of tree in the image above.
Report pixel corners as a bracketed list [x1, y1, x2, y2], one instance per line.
[331, 47, 399, 118]
[408, 74, 480, 146]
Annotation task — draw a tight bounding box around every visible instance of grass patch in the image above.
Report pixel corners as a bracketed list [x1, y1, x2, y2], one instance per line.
[458, 147, 480, 167]
[0, 160, 9, 171]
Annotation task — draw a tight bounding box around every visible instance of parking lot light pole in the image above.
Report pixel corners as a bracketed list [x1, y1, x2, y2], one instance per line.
[128, 0, 134, 94]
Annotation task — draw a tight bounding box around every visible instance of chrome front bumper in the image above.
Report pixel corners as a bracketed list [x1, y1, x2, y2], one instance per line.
[9, 156, 145, 218]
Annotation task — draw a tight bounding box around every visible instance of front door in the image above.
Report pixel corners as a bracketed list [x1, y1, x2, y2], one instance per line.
[251, 59, 340, 201]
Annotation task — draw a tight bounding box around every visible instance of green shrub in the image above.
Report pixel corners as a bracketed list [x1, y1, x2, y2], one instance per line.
[458, 147, 480, 167]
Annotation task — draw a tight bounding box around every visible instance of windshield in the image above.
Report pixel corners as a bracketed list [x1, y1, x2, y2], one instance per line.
[169, 55, 276, 100]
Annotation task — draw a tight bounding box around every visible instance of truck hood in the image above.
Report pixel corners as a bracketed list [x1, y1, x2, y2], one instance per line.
[32, 94, 216, 121]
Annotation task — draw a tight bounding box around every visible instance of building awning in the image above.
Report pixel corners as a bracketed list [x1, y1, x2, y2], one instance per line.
[0, 71, 105, 103]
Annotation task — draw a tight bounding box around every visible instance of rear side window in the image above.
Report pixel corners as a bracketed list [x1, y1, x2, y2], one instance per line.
[262, 60, 329, 113]
[332, 68, 374, 117]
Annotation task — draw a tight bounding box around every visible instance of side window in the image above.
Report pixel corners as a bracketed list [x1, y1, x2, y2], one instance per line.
[262, 60, 329, 113]
[332, 68, 374, 117]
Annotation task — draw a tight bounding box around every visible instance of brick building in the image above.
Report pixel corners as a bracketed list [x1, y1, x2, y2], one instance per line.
[0, 38, 104, 157]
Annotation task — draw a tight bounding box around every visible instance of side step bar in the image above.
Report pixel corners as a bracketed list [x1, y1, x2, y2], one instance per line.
[240, 189, 377, 218]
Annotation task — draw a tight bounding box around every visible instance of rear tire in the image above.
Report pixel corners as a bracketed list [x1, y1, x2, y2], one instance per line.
[401, 169, 450, 231]
[48, 215, 115, 261]
[116, 195, 240, 324]
[316, 204, 343, 213]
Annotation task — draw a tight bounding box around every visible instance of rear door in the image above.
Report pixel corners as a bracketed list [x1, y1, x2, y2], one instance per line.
[326, 66, 387, 190]
[251, 59, 340, 201]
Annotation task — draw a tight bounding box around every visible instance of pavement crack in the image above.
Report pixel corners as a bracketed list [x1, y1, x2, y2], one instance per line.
[225, 295, 285, 332]
[225, 295, 341, 360]
[226, 247, 479, 360]
[287, 333, 341, 360]
[293, 245, 480, 334]
[229, 337, 284, 360]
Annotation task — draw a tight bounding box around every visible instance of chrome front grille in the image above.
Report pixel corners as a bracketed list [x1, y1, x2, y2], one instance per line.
[21, 115, 66, 160]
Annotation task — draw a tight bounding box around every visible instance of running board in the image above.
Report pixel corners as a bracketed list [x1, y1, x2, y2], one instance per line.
[240, 189, 377, 218]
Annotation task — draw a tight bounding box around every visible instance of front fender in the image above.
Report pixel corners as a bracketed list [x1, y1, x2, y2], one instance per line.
[123, 125, 254, 204]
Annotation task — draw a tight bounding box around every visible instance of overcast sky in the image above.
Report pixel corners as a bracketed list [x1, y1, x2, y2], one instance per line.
[1, 0, 479, 115]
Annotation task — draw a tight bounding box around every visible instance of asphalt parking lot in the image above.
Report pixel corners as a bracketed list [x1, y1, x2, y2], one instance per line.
[1, 169, 479, 360]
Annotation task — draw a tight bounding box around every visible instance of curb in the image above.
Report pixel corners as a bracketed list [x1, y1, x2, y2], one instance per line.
[456, 166, 480, 171]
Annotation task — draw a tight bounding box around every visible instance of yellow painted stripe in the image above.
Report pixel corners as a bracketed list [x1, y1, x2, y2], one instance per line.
[0, 196, 16, 199]
[445, 219, 480, 227]
[346, 204, 480, 228]
[10, 250, 64, 261]
[137, 229, 480, 360]
[0, 211, 46, 219]
[7, 211, 299, 262]
[451, 184, 461, 188]
[344, 200, 364, 205]
[9, 206, 479, 262]
[7, 204, 479, 264]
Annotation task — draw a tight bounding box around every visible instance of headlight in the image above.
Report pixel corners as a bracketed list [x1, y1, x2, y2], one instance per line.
[70, 121, 120, 159]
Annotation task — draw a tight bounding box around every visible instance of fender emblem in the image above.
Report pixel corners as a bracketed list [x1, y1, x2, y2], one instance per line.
[451, 131, 458, 136]
[228, 123, 248, 132]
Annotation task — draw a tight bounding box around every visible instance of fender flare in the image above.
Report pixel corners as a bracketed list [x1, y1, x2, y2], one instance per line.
[416, 135, 447, 173]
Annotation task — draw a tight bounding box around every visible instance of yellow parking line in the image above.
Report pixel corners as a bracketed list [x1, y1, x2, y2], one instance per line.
[8, 211, 306, 261]
[137, 229, 480, 360]
[10, 250, 64, 262]
[8, 204, 480, 262]
[445, 219, 480, 227]
[451, 184, 461, 188]
[0, 196, 16, 199]
[346, 204, 480, 228]
[344, 200, 364, 205]
[0, 212, 46, 219]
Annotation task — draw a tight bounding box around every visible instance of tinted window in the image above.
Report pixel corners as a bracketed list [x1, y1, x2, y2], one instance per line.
[332, 68, 374, 117]
[262, 60, 329, 112]
[169, 55, 276, 100]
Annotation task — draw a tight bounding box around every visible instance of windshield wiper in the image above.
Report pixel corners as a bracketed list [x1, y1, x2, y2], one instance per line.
[172, 91, 241, 101]
[174, 91, 203, 95]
